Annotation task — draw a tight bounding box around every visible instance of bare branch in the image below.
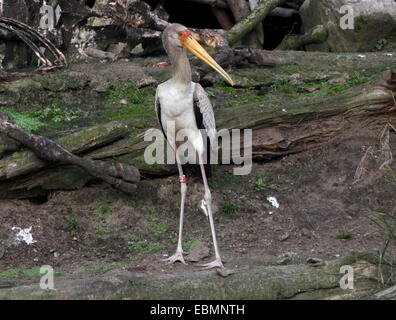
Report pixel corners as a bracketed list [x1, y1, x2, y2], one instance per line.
[0, 113, 140, 194]
[225, 0, 288, 46]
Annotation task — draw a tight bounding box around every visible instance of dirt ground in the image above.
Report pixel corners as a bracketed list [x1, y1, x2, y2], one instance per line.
[1, 119, 395, 282]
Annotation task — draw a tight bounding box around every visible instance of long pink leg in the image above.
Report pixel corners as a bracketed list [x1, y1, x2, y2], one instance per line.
[197, 153, 224, 269]
[163, 148, 187, 265]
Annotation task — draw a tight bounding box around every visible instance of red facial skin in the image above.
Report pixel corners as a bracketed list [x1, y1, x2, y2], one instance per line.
[178, 30, 191, 45]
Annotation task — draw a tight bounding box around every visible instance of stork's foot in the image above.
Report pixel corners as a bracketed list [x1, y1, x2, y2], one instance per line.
[199, 258, 224, 270]
[162, 250, 187, 265]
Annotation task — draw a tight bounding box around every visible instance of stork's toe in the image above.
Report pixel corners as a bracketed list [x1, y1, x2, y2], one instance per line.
[199, 258, 224, 270]
[162, 250, 187, 265]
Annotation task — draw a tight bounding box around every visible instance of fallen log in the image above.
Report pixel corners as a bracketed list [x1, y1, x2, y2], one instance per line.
[0, 66, 395, 199]
[0, 118, 140, 198]
[0, 252, 380, 299]
[83, 47, 116, 60]
[276, 25, 328, 51]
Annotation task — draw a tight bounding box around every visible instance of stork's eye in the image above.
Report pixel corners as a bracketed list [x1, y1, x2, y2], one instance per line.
[178, 30, 191, 41]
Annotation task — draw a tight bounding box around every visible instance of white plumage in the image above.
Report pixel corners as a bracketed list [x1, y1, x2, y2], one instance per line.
[156, 23, 233, 270]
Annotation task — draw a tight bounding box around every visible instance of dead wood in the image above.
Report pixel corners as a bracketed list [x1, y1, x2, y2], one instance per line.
[276, 25, 328, 51]
[0, 113, 140, 195]
[83, 47, 116, 60]
[226, 0, 262, 48]
[225, 0, 288, 46]
[0, 17, 67, 70]
[211, 7, 234, 30]
[1, 67, 395, 198]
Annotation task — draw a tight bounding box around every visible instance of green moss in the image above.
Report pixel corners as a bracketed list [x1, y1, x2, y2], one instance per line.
[183, 236, 199, 251]
[275, 168, 301, 182]
[142, 212, 168, 237]
[355, 16, 368, 33]
[0, 97, 84, 133]
[209, 169, 239, 190]
[211, 85, 265, 108]
[127, 241, 166, 257]
[246, 224, 255, 234]
[255, 177, 267, 192]
[270, 82, 299, 97]
[168, 236, 199, 251]
[326, 72, 370, 95]
[221, 202, 239, 214]
[96, 226, 109, 235]
[0, 108, 45, 132]
[0, 267, 65, 279]
[64, 216, 80, 232]
[37, 73, 90, 92]
[104, 83, 156, 121]
[336, 231, 353, 240]
[30, 103, 81, 123]
[90, 199, 113, 239]
[0, 267, 41, 278]
[91, 199, 113, 222]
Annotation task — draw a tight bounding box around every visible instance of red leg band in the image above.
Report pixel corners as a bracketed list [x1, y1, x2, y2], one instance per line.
[179, 175, 187, 183]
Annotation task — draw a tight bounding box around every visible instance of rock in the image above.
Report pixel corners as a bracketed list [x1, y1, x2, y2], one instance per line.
[216, 268, 236, 278]
[289, 73, 303, 85]
[300, 0, 396, 52]
[137, 76, 158, 88]
[108, 42, 129, 59]
[277, 256, 292, 265]
[277, 232, 290, 242]
[306, 257, 325, 267]
[276, 251, 297, 265]
[328, 72, 349, 85]
[90, 75, 112, 93]
[131, 44, 144, 55]
[186, 241, 210, 262]
[302, 86, 320, 93]
[301, 228, 312, 238]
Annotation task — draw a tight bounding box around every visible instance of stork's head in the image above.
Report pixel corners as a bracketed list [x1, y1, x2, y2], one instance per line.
[162, 23, 234, 86]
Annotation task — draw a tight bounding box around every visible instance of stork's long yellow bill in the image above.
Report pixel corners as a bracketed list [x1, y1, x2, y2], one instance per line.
[179, 31, 234, 86]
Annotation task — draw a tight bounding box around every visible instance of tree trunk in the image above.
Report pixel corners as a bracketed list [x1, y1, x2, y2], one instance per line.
[226, 0, 262, 48]
[225, 0, 288, 46]
[0, 252, 380, 299]
[211, 7, 234, 30]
